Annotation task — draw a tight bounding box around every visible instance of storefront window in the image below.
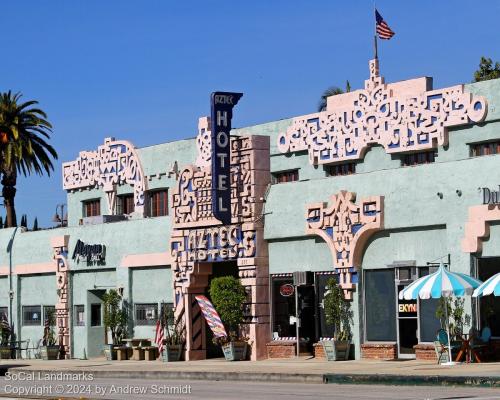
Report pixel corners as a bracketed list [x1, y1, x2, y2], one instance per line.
[364, 269, 396, 341]
[478, 257, 500, 336]
[22, 306, 42, 326]
[316, 273, 335, 338]
[74, 305, 85, 326]
[0, 307, 8, 321]
[418, 267, 440, 343]
[271, 277, 296, 338]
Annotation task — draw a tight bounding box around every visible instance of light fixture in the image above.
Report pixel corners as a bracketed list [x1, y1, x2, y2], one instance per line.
[437, 192, 443, 199]
[456, 190, 462, 197]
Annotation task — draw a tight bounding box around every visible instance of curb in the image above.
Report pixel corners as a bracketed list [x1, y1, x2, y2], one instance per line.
[323, 373, 500, 387]
[3, 368, 324, 384]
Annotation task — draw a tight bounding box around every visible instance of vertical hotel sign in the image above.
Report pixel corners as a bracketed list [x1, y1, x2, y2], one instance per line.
[210, 91, 243, 225]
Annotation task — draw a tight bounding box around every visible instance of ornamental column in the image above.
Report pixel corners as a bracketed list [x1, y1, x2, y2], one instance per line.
[50, 235, 71, 359]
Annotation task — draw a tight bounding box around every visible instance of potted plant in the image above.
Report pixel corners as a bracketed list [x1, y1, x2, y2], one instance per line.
[209, 276, 248, 361]
[102, 289, 128, 360]
[161, 305, 185, 362]
[0, 318, 12, 359]
[321, 277, 353, 361]
[40, 309, 59, 360]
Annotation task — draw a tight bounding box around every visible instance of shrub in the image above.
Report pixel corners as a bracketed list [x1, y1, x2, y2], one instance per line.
[209, 276, 247, 340]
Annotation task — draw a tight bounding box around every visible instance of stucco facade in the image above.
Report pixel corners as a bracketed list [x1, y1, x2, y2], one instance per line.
[1, 60, 499, 360]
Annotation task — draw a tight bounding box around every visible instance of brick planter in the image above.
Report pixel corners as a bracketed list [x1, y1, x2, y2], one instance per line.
[414, 343, 437, 361]
[266, 341, 296, 359]
[313, 343, 326, 359]
[361, 343, 397, 360]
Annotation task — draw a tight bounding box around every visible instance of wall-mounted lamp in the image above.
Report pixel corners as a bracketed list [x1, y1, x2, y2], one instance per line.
[437, 192, 443, 199]
[456, 190, 462, 197]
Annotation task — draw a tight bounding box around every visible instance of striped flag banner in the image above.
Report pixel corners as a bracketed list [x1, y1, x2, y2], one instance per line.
[375, 9, 395, 40]
[194, 295, 227, 338]
[155, 319, 165, 354]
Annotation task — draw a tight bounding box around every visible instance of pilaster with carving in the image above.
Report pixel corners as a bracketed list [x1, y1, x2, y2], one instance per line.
[170, 121, 270, 360]
[50, 235, 71, 359]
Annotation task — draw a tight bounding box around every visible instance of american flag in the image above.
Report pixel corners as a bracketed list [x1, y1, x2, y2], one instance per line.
[375, 9, 395, 40]
[155, 319, 164, 355]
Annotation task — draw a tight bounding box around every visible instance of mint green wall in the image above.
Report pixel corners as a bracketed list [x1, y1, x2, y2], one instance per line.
[0, 77, 498, 359]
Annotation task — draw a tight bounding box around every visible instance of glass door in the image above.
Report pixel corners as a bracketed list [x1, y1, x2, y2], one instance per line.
[396, 283, 418, 358]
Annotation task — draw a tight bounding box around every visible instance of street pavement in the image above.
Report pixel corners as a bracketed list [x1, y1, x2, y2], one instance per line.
[0, 378, 500, 400]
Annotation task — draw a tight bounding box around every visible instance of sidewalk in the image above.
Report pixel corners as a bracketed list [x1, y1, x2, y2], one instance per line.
[1, 357, 500, 387]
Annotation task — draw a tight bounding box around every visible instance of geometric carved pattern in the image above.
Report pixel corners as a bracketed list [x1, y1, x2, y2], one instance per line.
[278, 59, 488, 165]
[62, 137, 146, 215]
[461, 203, 500, 253]
[306, 191, 384, 298]
[51, 236, 70, 359]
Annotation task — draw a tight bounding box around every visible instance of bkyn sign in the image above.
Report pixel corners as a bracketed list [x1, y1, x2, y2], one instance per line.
[210, 91, 243, 225]
[72, 239, 106, 263]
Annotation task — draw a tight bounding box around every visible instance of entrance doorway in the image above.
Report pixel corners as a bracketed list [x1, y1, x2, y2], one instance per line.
[395, 268, 418, 358]
[205, 261, 239, 359]
[87, 290, 105, 358]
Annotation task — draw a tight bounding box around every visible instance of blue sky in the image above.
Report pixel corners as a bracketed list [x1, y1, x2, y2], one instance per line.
[1, 0, 499, 227]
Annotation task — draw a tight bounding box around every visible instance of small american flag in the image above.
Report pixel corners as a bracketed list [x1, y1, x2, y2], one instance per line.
[375, 9, 395, 40]
[155, 319, 164, 354]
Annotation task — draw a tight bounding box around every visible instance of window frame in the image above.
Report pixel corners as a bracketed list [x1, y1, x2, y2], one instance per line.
[326, 162, 356, 177]
[117, 194, 135, 215]
[149, 190, 169, 217]
[470, 140, 500, 158]
[74, 304, 85, 327]
[271, 169, 299, 184]
[0, 307, 8, 322]
[22, 305, 42, 326]
[402, 151, 436, 167]
[135, 303, 158, 326]
[83, 199, 101, 218]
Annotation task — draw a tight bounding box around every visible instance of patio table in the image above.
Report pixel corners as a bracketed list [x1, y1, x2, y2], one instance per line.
[455, 334, 481, 363]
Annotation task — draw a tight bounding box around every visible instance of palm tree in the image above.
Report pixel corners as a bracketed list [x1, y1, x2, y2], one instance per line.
[317, 81, 351, 112]
[0, 91, 57, 227]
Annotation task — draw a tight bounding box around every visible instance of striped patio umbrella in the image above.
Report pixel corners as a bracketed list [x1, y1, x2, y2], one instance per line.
[399, 265, 482, 300]
[473, 272, 500, 297]
[398, 263, 482, 365]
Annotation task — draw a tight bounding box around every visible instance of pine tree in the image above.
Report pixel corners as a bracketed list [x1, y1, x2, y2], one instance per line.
[32, 217, 38, 231]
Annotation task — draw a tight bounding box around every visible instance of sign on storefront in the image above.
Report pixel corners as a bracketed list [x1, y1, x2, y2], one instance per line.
[279, 284, 295, 297]
[72, 239, 106, 263]
[482, 186, 500, 205]
[210, 91, 243, 225]
[397, 299, 417, 317]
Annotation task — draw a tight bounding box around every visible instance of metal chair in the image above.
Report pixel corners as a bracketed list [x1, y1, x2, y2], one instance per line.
[435, 329, 460, 363]
[16, 339, 30, 360]
[26, 338, 42, 359]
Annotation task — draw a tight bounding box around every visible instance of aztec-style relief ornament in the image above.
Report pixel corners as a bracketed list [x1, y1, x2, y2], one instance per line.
[62, 137, 146, 215]
[51, 236, 71, 358]
[278, 59, 488, 165]
[195, 116, 212, 168]
[306, 191, 384, 299]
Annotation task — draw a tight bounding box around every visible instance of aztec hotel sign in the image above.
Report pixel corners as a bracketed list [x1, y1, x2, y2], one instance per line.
[210, 91, 243, 225]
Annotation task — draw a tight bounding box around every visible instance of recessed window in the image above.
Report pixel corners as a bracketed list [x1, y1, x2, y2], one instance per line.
[402, 151, 436, 167]
[470, 141, 500, 157]
[326, 162, 356, 177]
[83, 199, 101, 217]
[22, 305, 42, 326]
[272, 169, 299, 184]
[149, 190, 168, 217]
[90, 303, 102, 327]
[117, 194, 135, 215]
[135, 303, 158, 325]
[74, 305, 85, 326]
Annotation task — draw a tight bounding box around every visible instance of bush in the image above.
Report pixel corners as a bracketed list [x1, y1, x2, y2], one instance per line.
[209, 276, 247, 339]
